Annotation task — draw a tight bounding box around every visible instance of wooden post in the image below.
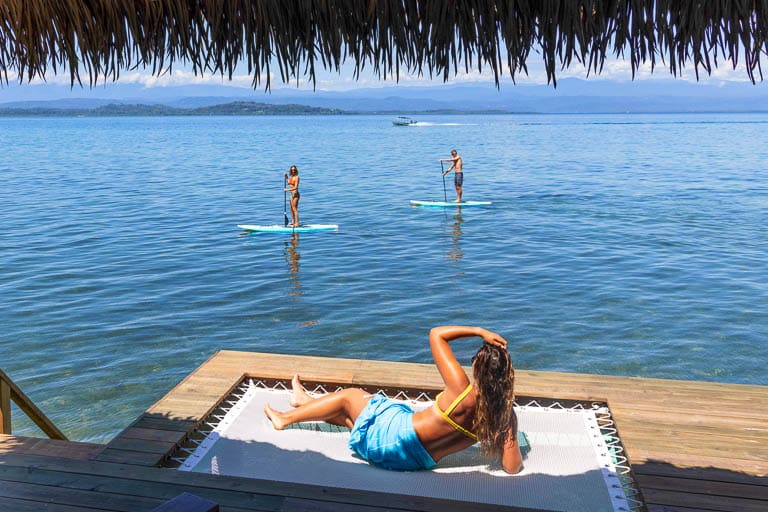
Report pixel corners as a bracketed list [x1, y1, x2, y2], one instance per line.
[0, 377, 10, 434]
[0, 369, 66, 440]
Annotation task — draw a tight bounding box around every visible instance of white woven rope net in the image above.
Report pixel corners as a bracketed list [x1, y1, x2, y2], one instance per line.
[165, 378, 646, 511]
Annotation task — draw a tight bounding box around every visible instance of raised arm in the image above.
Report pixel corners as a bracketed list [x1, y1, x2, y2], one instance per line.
[429, 326, 507, 393]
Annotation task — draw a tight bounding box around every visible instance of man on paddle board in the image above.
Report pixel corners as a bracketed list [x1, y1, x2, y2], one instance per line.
[440, 149, 463, 202]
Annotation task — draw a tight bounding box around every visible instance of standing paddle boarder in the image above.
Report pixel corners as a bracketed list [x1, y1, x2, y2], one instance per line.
[284, 165, 300, 227]
[440, 150, 463, 202]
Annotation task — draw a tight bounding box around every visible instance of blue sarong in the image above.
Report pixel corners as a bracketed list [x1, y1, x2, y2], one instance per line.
[349, 394, 437, 471]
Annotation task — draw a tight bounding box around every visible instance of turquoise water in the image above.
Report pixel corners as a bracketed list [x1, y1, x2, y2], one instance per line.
[1, 113, 766, 442]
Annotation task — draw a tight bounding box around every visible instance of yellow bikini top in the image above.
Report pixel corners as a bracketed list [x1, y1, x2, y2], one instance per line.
[434, 383, 478, 441]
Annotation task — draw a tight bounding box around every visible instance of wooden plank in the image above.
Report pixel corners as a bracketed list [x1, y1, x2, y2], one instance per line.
[610, 398, 768, 422]
[642, 487, 768, 512]
[0, 479, 162, 512]
[636, 474, 768, 501]
[201, 352, 369, 384]
[147, 395, 227, 415]
[617, 426, 766, 456]
[647, 505, 720, 512]
[618, 426, 766, 461]
[131, 415, 197, 432]
[0, 496, 96, 512]
[94, 448, 171, 466]
[610, 405, 768, 431]
[142, 404, 216, 423]
[149, 390, 230, 406]
[630, 450, 768, 475]
[102, 435, 180, 455]
[280, 496, 442, 512]
[523, 383, 764, 411]
[0, 378, 10, 434]
[512, 367, 768, 391]
[166, 376, 243, 393]
[0, 434, 102, 460]
[518, 389, 766, 412]
[634, 460, 768, 486]
[117, 426, 191, 443]
[150, 492, 219, 512]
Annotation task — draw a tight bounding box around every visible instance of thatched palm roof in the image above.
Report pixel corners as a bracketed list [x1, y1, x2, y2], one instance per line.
[1, 1, 765, 89]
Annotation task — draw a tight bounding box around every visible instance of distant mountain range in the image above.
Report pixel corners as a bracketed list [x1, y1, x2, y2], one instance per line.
[1, 78, 767, 114]
[0, 101, 344, 117]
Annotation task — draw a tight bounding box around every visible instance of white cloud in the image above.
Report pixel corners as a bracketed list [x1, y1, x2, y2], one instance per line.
[18, 67, 259, 90]
[10, 51, 764, 93]
[123, 69, 256, 88]
[308, 54, 762, 89]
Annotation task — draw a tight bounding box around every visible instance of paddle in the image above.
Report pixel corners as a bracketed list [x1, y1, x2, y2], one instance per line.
[283, 173, 289, 227]
[440, 161, 447, 202]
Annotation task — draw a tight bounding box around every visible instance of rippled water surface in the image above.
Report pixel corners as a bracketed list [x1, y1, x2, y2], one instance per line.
[2, 113, 766, 442]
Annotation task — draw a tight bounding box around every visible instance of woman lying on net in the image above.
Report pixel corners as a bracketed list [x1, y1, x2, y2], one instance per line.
[264, 325, 523, 473]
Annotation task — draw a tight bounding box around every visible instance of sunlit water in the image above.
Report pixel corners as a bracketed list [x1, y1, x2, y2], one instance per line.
[1, 113, 766, 442]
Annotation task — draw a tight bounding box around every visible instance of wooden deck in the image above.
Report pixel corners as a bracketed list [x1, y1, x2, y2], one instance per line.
[1, 350, 766, 511]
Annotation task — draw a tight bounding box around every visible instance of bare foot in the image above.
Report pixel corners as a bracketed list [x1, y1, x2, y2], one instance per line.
[290, 374, 312, 407]
[453, 199, 462, 203]
[264, 404, 287, 430]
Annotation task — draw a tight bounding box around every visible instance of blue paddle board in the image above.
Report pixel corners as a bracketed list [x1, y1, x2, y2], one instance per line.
[238, 224, 338, 233]
[410, 200, 492, 207]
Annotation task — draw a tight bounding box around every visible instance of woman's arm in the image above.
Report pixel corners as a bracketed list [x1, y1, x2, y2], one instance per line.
[284, 177, 299, 192]
[501, 431, 523, 474]
[429, 326, 507, 393]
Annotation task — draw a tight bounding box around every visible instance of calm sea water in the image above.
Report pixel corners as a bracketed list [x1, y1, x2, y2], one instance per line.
[1, 113, 766, 442]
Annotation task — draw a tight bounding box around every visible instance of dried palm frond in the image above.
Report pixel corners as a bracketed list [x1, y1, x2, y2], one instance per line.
[0, 1, 765, 89]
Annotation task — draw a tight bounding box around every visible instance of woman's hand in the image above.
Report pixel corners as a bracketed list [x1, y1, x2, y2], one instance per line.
[429, 326, 508, 393]
[479, 328, 508, 349]
[430, 326, 507, 349]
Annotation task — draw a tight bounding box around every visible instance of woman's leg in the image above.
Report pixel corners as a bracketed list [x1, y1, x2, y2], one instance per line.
[289, 197, 299, 226]
[288, 375, 350, 427]
[289, 374, 312, 407]
[265, 384, 370, 430]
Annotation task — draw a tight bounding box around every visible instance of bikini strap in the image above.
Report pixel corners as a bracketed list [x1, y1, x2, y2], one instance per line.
[444, 383, 473, 416]
[434, 384, 478, 441]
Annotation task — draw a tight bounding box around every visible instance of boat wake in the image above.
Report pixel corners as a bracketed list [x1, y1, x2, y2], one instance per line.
[413, 122, 477, 126]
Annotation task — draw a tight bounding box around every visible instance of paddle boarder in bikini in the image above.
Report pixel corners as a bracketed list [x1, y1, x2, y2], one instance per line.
[284, 165, 300, 227]
[440, 150, 463, 202]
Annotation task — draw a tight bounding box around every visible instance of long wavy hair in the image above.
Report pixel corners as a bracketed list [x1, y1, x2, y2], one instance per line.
[472, 343, 516, 456]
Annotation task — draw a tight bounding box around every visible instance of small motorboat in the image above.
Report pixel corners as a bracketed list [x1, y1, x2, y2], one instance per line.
[392, 116, 416, 126]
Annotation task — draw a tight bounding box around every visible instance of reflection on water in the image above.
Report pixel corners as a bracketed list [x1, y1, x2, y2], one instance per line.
[284, 233, 301, 298]
[448, 208, 463, 262]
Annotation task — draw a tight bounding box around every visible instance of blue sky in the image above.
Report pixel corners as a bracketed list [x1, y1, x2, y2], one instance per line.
[3, 51, 764, 101]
